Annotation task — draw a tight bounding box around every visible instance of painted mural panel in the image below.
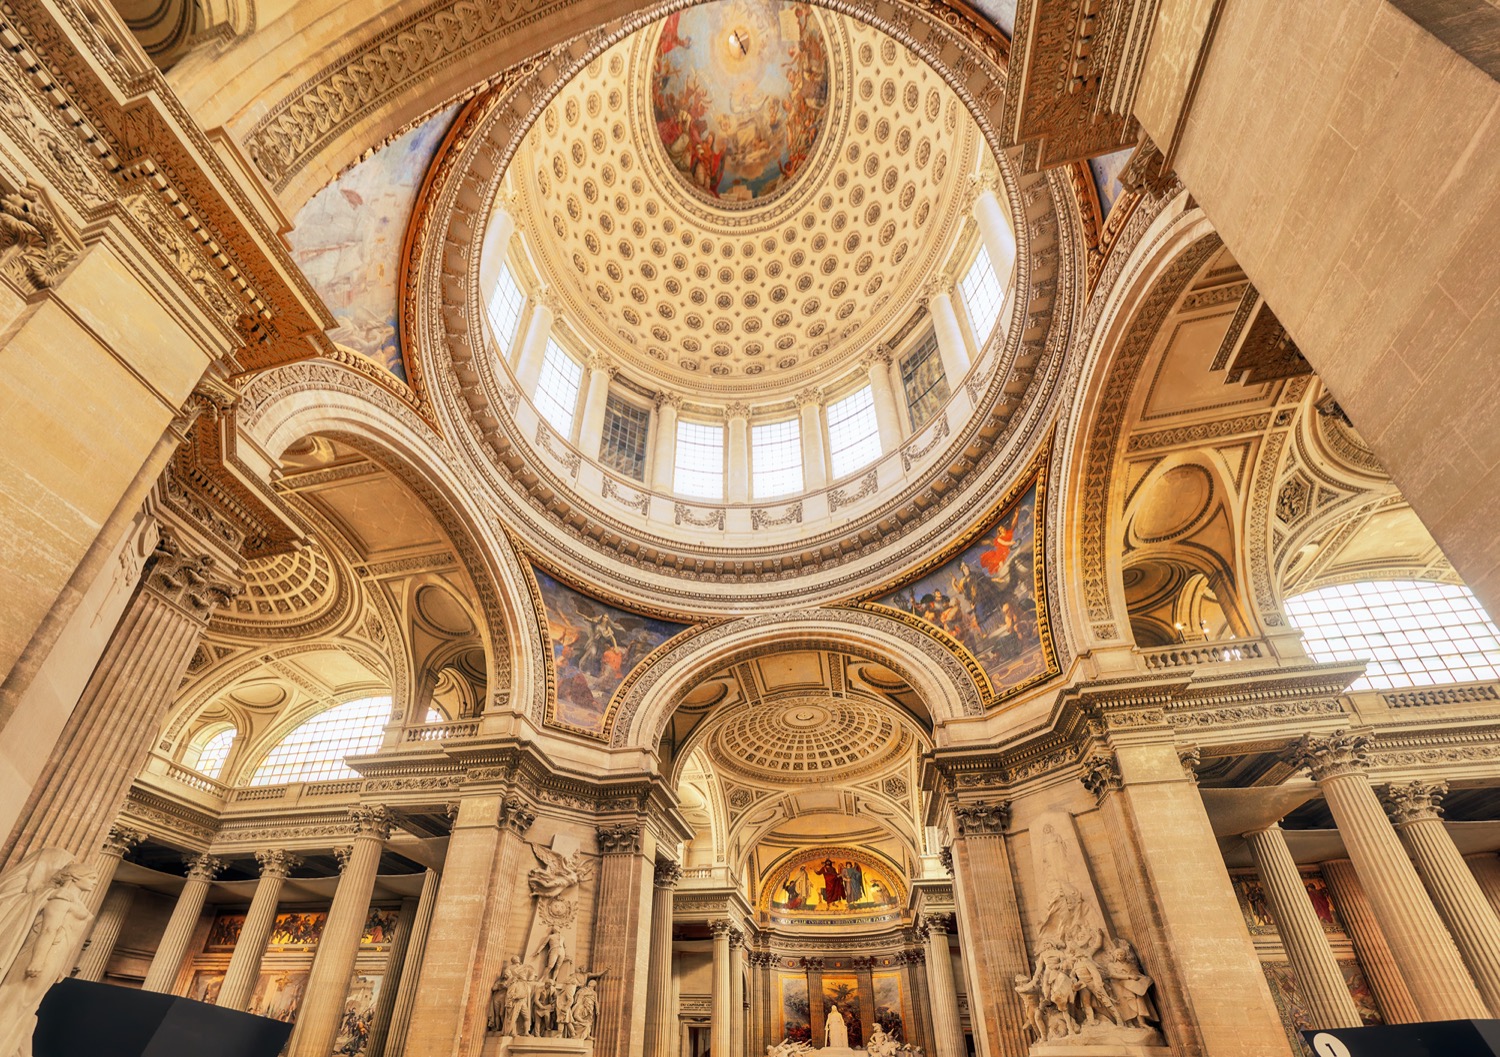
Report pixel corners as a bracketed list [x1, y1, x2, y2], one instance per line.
[288, 106, 460, 381]
[871, 972, 906, 1041]
[206, 907, 401, 950]
[1263, 960, 1380, 1054]
[534, 568, 688, 739]
[1088, 148, 1132, 221]
[778, 974, 811, 1044]
[877, 476, 1055, 698]
[1232, 873, 1341, 936]
[249, 968, 309, 1023]
[765, 849, 904, 927]
[822, 974, 864, 1048]
[334, 973, 383, 1056]
[187, 969, 224, 1004]
[651, 1, 829, 203]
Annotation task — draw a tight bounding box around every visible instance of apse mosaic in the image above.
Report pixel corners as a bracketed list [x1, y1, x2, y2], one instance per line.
[875, 471, 1058, 701]
[764, 849, 905, 927]
[289, 105, 460, 381]
[650, 0, 829, 204]
[533, 569, 689, 739]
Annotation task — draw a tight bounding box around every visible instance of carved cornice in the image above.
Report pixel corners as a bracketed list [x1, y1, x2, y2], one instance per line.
[1287, 730, 1372, 782]
[1385, 780, 1448, 825]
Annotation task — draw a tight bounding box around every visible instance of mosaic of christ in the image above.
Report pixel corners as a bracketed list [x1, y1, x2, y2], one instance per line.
[651, 0, 829, 203]
[769, 852, 902, 918]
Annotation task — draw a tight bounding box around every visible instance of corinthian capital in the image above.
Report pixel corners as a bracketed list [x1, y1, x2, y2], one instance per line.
[349, 805, 395, 840]
[1385, 780, 1448, 825]
[255, 849, 303, 878]
[596, 822, 642, 855]
[1287, 731, 1371, 782]
[102, 826, 145, 857]
[1079, 750, 1123, 803]
[654, 858, 683, 889]
[146, 534, 241, 618]
[953, 800, 1010, 837]
[184, 853, 226, 881]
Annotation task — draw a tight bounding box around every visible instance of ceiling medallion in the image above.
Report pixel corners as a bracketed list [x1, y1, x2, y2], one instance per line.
[650, 1, 830, 208]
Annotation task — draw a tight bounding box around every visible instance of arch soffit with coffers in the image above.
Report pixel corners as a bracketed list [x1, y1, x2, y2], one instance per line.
[732, 795, 921, 875]
[237, 361, 549, 724]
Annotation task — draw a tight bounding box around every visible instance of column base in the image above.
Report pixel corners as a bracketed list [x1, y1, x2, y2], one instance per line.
[486, 1035, 595, 1057]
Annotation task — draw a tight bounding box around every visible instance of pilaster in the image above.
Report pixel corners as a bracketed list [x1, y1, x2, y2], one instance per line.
[591, 821, 655, 1057]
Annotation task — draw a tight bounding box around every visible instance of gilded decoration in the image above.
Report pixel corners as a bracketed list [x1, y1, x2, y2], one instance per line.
[762, 847, 907, 927]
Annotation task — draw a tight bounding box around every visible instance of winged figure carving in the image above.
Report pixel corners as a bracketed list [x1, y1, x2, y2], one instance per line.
[528, 843, 594, 899]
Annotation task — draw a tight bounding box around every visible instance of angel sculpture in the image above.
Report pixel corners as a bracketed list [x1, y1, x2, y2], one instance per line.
[528, 844, 595, 900]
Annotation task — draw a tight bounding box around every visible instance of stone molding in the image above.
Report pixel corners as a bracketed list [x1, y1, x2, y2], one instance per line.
[1385, 780, 1448, 825]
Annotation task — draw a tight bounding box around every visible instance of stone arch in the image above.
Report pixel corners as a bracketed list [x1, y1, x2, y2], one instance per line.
[726, 785, 922, 873]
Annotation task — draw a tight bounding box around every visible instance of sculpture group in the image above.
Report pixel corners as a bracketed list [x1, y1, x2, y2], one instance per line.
[0, 849, 98, 1057]
[487, 842, 606, 1043]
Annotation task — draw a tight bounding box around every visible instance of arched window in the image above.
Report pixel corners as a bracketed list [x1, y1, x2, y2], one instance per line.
[488, 265, 526, 353]
[190, 727, 235, 780]
[959, 247, 1004, 346]
[1284, 580, 1500, 691]
[249, 696, 394, 785]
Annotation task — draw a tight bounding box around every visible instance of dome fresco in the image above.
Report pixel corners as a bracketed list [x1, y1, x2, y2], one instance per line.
[650, 1, 829, 205]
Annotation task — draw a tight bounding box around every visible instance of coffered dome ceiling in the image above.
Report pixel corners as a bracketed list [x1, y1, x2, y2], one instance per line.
[708, 694, 917, 784]
[510, 0, 983, 396]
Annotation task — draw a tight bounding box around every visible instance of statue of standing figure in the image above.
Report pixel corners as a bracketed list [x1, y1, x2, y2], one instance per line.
[0, 849, 98, 1057]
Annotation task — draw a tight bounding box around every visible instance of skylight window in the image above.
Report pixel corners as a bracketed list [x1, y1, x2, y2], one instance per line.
[1284, 580, 1500, 691]
[535, 340, 583, 437]
[600, 394, 651, 481]
[960, 247, 1004, 346]
[827, 386, 882, 478]
[752, 417, 804, 498]
[249, 697, 393, 785]
[191, 728, 235, 781]
[488, 265, 526, 353]
[674, 419, 725, 501]
[901, 334, 949, 431]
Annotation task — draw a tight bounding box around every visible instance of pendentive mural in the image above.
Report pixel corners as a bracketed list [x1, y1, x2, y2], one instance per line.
[651, 0, 829, 204]
[533, 568, 690, 739]
[874, 467, 1058, 701]
[764, 849, 905, 927]
[1088, 148, 1132, 221]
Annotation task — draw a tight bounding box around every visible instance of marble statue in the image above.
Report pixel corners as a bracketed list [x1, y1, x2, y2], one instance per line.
[767, 1040, 812, 1057]
[823, 1004, 849, 1049]
[1101, 940, 1157, 1030]
[867, 1023, 900, 1057]
[0, 849, 98, 1057]
[494, 956, 539, 1036]
[527, 845, 594, 900]
[531, 923, 569, 979]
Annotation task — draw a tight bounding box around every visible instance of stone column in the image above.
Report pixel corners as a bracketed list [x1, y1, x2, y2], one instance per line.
[948, 803, 1028, 1057]
[863, 347, 902, 451]
[1244, 825, 1361, 1028]
[513, 288, 556, 391]
[652, 395, 680, 493]
[364, 879, 422, 1057]
[729, 929, 746, 1057]
[727, 404, 750, 503]
[577, 353, 614, 451]
[796, 389, 827, 490]
[804, 957, 825, 1047]
[1465, 853, 1500, 920]
[288, 807, 393, 1057]
[1289, 732, 1487, 1020]
[1321, 858, 1419, 1023]
[711, 920, 734, 1057]
[922, 918, 964, 1057]
[645, 859, 682, 1057]
[480, 201, 517, 298]
[378, 867, 440, 1057]
[76, 884, 136, 982]
[972, 185, 1016, 296]
[4, 537, 236, 865]
[218, 850, 302, 1011]
[852, 957, 876, 1045]
[85, 825, 145, 915]
[748, 951, 772, 1056]
[72, 824, 147, 975]
[591, 823, 655, 1057]
[925, 286, 970, 387]
[143, 852, 224, 993]
[1386, 780, 1500, 1015]
[901, 947, 936, 1054]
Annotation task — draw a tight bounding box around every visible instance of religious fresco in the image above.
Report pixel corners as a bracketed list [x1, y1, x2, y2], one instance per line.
[765, 849, 904, 926]
[533, 568, 689, 739]
[778, 975, 812, 1044]
[1232, 873, 1342, 936]
[288, 105, 460, 382]
[871, 972, 906, 1041]
[333, 973, 383, 1056]
[875, 474, 1057, 700]
[822, 975, 864, 1048]
[206, 907, 401, 950]
[651, 0, 829, 203]
[1263, 960, 1381, 1054]
[249, 969, 309, 1023]
[1088, 148, 1132, 221]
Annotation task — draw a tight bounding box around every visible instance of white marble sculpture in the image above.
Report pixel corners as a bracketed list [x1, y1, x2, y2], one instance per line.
[823, 1004, 849, 1049]
[0, 848, 98, 1057]
[766, 1040, 812, 1057]
[527, 845, 594, 900]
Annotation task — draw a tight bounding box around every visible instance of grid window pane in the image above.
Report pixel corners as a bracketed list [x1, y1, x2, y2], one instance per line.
[599, 394, 651, 481]
[488, 266, 526, 353]
[535, 340, 583, 437]
[901, 332, 950, 430]
[192, 728, 235, 781]
[960, 247, 1004, 346]
[249, 697, 393, 785]
[1285, 580, 1500, 691]
[675, 419, 725, 500]
[752, 417, 804, 498]
[828, 385, 882, 478]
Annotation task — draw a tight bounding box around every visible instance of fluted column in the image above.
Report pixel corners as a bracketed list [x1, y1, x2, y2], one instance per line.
[480, 200, 517, 298]
[645, 859, 682, 1057]
[729, 929, 746, 1057]
[711, 921, 734, 1057]
[948, 802, 1028, 1057]
[852, 957, 875, 1045]
[922, 918, 964, 1057]
[143, 852, 225, 993]
[72, 824, 146, 975]
[289, 807, 393, 1057]
[375, 868, 438, 1057]
[972, 184, 1016, 296]
[218, 850, 302, 1011]
[805, 957, 825, 1047]
[84, 825, 145, 915]
[1244, 825, 1361, 1028]
[76, 884, 136, 982]
[513, 288, 556, 391]
[577, 353, 614, 451]
[652, 395, 680, 492]
[1386, 780, 1500, 1015]
[1465, 853, 1500, 920]
[1289, 733, 1486, 1020]
[4, 538, 237, 865]
[591, 823, 655, 1057]
[926, 286, 970, 386]
[902, 947, 936, 1054]
[727, 404, 749, 503]
[1321, 859, 1419, 1023]
[748, 951, 771, 1056]
[864, 347, 902, 451]
[796, 390, 827, 490]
